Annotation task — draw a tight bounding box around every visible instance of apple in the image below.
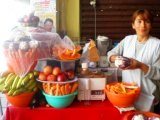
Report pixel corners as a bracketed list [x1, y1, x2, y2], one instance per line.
[57, 72, 67, 82]
[52, 67, 61, 76]
[38, 72, 47, 81]
[47, 74, 57, 81]
[43, 65, 53, 75]
[65, 70, 75, 80]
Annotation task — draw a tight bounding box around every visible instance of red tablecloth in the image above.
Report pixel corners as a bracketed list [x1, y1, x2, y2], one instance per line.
[6, 100, 125, 120]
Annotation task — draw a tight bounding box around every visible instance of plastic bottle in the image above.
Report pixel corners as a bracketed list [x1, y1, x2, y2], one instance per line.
[81, 63, 89, 75]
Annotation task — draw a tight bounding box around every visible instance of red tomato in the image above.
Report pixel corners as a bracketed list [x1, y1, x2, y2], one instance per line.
[43, 65, 53, 75]
[52, 67, 61, 76]
[47, 74, 57, 81]
[57, 72, 67, 82]
[38, 72, 47, 81]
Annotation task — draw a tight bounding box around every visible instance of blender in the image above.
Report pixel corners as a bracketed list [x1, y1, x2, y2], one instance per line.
[97, 35, 112, 67]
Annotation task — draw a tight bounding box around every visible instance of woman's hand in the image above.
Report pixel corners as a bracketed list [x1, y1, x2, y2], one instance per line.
[125, 58, 141, 69]
[125, 58, 149, 74]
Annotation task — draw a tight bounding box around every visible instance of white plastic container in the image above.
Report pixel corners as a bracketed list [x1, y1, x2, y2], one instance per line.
[78, 77, 106, 101]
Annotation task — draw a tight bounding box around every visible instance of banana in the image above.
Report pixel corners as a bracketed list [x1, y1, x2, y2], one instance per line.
[2, 87, 10, 93]
[12, 87, 27, 96]
[16, 76, 24, 89]
[0, 83, 5, 92]
[33, 70, 39, 77]
[4, 74, 16, 89]
[21, 75, 30, 85]
[11, 75, 20, 89]
[7, 89, 15, 96]
[0, 77, 6, 85]
[28, 72, 34, 79]
[4, 73, 15, 85]
[27, 82, 37, 91]
[25, 79, 35, 89]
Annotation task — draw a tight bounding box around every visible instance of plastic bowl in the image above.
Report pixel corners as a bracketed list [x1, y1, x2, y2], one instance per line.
[123, 111, 160, 120]
[105, 82, 140, 108]
[6, 92, 36, 107]
[43, 91, 77, 108]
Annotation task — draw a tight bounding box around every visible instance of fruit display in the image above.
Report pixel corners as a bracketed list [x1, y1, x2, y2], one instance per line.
[38, 65, 75, 82]
[37, 65, 78, 96]
[2, 30, 52, 76]
[0, 71, 39, 96]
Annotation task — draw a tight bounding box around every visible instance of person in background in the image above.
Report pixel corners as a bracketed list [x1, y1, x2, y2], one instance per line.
[43, 18, 55, 32]
[107, 9, 160, 111]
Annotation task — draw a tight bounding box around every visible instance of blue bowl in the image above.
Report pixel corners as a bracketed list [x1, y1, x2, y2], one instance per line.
[42, 91, 77, 108]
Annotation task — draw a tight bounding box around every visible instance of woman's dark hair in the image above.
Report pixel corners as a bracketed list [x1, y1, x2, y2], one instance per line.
[44, 18, 53, 24]
[131, 9, 153, 24]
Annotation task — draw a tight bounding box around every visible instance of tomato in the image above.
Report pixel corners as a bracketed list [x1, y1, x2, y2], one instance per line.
[47, 74, 57, 81]
[43, 65, 53, 75]
[38, 72, 47, 81]
[65, 70, 75, 80]
[57, 72, 67, 82]
[52, 67, 61, 76]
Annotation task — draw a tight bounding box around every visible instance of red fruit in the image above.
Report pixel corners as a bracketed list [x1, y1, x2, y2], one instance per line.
[43, 65, 53, 76]
[57, 72, 67, 82]
[47, 74, 57, 81]
[65, 70, 75, 80]
[52, 67, 61, 76]
[38, 72, 47, 81]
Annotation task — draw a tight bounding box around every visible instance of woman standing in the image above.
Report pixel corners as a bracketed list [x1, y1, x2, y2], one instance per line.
[107, 9, 160, 111]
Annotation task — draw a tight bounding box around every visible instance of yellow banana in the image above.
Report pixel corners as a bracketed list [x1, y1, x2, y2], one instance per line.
[27, 82, 37, 90]
[16, 76, 24, 89]
[28, 72, 34, 79]
[12, 87, 27, 96]
[11, 75, 20, 89]
[7, 89, 15, 96]
[0, 77, 6, 85]
[4, 73, 15, 85]
[4, 74, 16, 89]
[25, 79, 35, 89]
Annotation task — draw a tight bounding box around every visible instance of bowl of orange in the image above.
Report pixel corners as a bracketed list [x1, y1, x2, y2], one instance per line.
[105, 82, 140, 108]
[6, 91, 36, 107]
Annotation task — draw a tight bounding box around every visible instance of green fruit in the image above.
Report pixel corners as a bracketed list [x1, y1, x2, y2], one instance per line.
[4, 74, 16, 89]
[28, 73, 34, 79]
[33, 71, 39, 77]
[11, 75, 20, 89]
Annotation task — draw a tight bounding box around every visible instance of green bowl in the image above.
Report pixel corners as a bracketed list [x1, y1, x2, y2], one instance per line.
[42, 91, 77, 108]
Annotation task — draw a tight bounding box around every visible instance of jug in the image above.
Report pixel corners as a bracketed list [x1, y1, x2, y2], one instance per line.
[97, 36, 112, 67]
[96, 35, 112, 56]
